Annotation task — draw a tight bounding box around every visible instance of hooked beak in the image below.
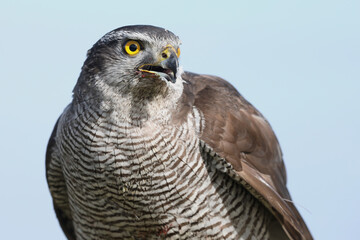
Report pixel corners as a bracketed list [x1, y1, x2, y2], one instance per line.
[138, 46, 179, 83]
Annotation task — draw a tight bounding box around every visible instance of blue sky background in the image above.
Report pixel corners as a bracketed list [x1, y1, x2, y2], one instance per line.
[1, 1, 359, 239]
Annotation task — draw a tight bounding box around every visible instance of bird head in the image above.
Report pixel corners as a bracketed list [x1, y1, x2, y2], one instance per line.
[75, 25, 183, 104]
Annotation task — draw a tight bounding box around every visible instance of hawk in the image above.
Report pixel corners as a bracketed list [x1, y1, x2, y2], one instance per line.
[46, 25, 312, 239]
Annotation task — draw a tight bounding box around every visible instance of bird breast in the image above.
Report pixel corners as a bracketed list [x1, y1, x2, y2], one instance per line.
[57, 106, 270, 239]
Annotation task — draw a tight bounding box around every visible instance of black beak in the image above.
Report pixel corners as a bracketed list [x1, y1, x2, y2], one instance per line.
[138, 49, 179, 83]
[160, 51, 178, 83]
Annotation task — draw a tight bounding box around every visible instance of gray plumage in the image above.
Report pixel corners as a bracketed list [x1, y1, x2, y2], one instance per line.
[46, 25, 312, 240]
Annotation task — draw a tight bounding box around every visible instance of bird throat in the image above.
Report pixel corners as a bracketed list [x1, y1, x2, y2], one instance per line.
[130, 77, 169, 102]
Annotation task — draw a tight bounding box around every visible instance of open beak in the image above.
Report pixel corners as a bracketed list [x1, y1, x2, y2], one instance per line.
[138, 46, 179, 83]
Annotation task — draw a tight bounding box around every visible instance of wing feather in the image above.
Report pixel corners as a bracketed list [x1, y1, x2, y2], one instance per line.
[46, 117, 76, 240]
[181, 72, 312, 240]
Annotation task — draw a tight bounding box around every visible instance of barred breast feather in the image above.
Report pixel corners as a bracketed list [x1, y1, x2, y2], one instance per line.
[46, 72, 312, 240]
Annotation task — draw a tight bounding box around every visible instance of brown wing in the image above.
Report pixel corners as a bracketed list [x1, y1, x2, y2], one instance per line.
[181, 72, 313, 240]
[46, 117, 76, 240]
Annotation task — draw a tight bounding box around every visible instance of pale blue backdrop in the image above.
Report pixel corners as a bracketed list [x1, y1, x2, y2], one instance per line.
[1, 1, 359, 239]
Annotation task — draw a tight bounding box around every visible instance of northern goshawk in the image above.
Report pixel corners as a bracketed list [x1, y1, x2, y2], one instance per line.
[46, 25, 312, 240]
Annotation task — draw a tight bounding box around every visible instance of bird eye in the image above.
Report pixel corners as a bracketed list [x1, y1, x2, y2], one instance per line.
[124, 40, 140, 56]
[176, 47, 181, 57]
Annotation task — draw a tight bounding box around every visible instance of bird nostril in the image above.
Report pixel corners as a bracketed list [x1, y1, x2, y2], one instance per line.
[162, 52, 168, 59]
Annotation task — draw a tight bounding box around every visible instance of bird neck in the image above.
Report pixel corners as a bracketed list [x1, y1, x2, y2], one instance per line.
[73, 80, 184, 127]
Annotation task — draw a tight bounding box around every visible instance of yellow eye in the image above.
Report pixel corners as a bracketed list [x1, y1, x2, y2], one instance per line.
[124, 40, 140, 55]
[176, 47, 181, 57]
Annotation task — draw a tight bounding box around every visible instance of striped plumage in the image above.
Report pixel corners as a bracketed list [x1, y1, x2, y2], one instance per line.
[48, 100, 270, 239]
[46, 25, 312, 240]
